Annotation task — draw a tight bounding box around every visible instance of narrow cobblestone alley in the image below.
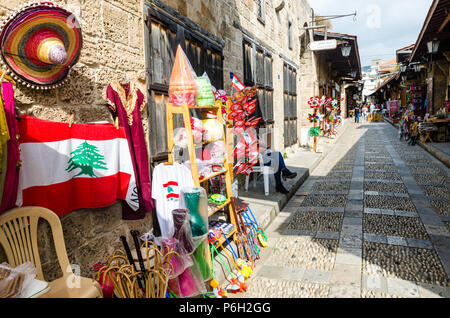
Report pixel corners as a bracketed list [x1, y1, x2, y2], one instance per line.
[232, 122, 450, 298]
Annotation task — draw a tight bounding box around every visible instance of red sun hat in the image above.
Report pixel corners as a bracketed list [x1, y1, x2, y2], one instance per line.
[0, 1, 83, 89]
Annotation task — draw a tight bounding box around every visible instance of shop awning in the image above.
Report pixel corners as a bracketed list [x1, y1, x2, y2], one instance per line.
[409, 0, 450, 62]
[313, 31, 362, 80]
[368, 72, 399, 96]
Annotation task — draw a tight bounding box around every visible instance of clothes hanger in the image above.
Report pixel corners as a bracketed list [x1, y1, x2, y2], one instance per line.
[68, 111, 75, 128]
[0, 69, 16, 85]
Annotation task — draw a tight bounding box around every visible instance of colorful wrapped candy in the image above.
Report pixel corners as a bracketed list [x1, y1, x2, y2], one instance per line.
[196, 74, 215, 106]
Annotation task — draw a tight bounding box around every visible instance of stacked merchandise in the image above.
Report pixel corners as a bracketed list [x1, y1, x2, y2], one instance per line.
[169, 46, 197, 107]
[228, 85, 261, 176]
[150, 46, 267, 298]
[196, 75, 215, 107]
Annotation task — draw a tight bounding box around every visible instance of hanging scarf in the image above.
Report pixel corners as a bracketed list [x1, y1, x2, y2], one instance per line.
[0, 82, 19, 213]
[106, 81, 154, 220]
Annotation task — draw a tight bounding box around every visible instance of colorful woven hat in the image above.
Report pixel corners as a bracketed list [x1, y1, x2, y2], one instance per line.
[0, 1, 82, 89]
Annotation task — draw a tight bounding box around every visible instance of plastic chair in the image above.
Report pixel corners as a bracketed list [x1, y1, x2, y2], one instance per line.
[0, 206, 103, 298]
[244, 154, 275, 196]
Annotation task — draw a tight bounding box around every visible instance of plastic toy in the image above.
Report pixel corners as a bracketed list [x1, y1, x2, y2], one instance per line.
[308, 96, 322, 109]
[228, 275, 247, 294]
[208, 194, 227, 205]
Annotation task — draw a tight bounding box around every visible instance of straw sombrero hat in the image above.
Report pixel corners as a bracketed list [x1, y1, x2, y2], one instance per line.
[0, 1, 82, 89]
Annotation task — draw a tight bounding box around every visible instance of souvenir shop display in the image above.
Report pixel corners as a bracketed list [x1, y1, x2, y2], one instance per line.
[152, 46, 266, 298]
[228, 85, 261, 176]
[308, 96, 322, 152]
[15, 115, 138, 217]
[0, 1, 83, 89]
[107, 81, 154, 220]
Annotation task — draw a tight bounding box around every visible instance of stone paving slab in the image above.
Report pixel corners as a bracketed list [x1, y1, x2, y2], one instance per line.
[232, 122, 450, 299]
[362, 274, 388, 293]
[302, 269, 331, 284]
[386, 278, 420, 298]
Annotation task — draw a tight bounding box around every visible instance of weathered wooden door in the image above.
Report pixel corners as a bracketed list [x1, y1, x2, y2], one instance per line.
[284, 63, 297, 147]
[144, 2, 224, 165]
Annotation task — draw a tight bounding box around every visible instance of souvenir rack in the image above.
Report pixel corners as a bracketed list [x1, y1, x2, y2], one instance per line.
[165, 102, 237, 268]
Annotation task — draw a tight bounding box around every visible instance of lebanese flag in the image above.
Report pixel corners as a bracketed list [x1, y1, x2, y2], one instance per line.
[230, 73, 245, 92]
[16, 115, 139, 217]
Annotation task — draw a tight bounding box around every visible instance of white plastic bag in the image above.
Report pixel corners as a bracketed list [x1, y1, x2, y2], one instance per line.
[0, 262, 36, 298]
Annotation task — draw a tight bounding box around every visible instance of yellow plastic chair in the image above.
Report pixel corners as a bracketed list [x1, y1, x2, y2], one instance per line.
[0, 206, 103, 298]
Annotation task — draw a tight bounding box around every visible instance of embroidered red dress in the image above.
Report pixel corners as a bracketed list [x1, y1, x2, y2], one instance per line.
[106, 81, 154, 220]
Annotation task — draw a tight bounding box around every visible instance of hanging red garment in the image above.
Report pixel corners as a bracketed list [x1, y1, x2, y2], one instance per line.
[0, 82, 20, 213]
[106, 81, 154, 220]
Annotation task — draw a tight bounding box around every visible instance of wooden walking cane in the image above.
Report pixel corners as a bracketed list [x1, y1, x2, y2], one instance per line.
[231, 197, 254, 267]
[230, 197, 247, 261]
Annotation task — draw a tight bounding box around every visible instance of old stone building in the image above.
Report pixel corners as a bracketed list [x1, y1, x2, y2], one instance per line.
[0, 0, 361, 280]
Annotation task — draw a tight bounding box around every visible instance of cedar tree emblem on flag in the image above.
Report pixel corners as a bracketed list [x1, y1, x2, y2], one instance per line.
[66, 141, 108, 177]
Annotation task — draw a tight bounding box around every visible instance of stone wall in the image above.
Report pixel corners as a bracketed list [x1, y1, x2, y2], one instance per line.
[0, 0, 153, 280]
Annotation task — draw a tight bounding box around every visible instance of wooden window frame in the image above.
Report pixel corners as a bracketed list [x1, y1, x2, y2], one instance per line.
[257, 0, 265, 25]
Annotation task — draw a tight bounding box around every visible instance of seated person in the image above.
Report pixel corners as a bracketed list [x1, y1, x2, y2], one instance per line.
[261, 150, 297, 194]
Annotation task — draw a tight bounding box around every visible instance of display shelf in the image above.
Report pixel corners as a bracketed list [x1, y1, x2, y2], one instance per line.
[208, 198, 231, 217]
[188, 105, 220, 110]
[199, 169, 227, 183]
[165, 101, 237, 270]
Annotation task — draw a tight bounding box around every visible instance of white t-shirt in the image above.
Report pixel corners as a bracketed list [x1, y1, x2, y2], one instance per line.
[151, 162, 194, 238]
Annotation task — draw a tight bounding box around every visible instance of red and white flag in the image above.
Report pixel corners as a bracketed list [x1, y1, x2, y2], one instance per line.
[16, 115, 139, 217]
[231, 73, 245, 92]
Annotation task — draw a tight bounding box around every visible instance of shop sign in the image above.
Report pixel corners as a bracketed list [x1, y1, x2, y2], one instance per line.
[309, 39, 337, 51]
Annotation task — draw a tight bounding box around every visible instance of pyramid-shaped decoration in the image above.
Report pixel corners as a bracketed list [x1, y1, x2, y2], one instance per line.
[169, 45, 197, 106]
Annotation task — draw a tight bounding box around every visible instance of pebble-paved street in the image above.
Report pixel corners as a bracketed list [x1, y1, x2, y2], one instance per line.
[233, 121, 450, 298]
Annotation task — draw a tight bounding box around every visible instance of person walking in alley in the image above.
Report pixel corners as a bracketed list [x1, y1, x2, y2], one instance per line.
[370, 102, 376, 115]
[355, 106, 360, 123]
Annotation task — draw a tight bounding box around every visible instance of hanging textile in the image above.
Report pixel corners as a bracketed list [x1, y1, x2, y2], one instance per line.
[0, 94, 10, 206]
[15, 115, 139, 217]
[0, 82, 19, 213]
[106, 81, 154, 220]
